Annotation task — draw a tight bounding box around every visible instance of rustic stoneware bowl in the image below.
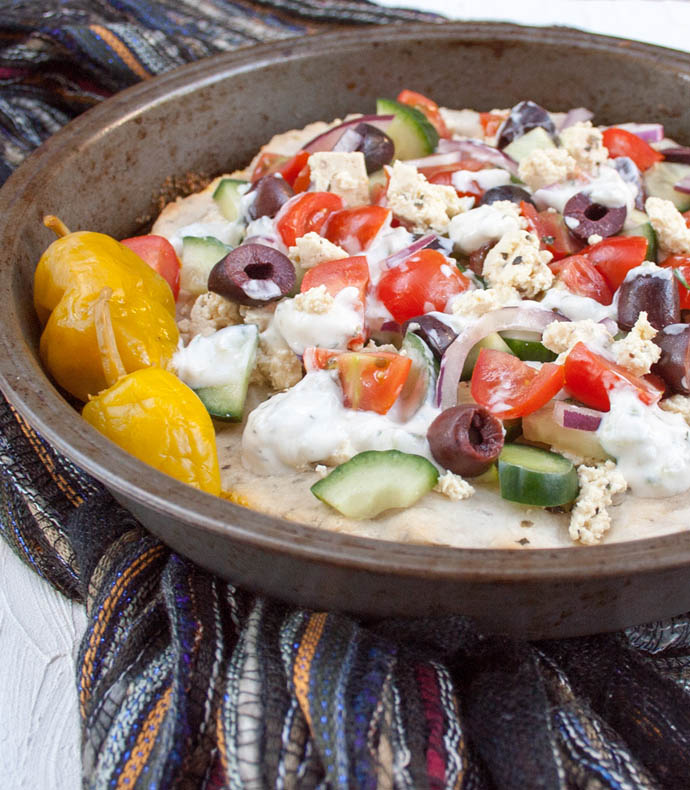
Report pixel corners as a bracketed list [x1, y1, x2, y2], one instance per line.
[2, 22, 690, 638]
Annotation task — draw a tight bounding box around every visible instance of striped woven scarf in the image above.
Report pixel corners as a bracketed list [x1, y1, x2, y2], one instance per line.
[3, 2, 690, 788]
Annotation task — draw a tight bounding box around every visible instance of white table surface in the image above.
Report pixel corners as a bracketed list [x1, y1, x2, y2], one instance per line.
[4, 2, 690, 787]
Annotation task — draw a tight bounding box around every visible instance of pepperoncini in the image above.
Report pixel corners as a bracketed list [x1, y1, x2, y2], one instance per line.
[82, 368, 221, 495]
[34, 223, 179, 401]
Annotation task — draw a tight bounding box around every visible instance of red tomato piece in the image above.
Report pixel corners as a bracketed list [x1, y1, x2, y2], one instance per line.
[292, 164, 311, 194]
[660, 254, 690, 310]
[520, 201, 582, 260]
[300, 256, 369, 302]
[602, 127, 664, 171]
[336, 351, 411, 414]
[683, 210, 690, 230]
[376, 248, 471, 324]
[303, 346, 341, 373]
[564, 342, 663, 411]
[479, 112, 506, 138]
[120, 234, 181, 300]
[323, 206, 390, 254]
[276, 192, 343, 247]
[579, 235, 648, 291]
[251, 150, 309, 187]
[251, 151, 285, 182]
[470, 349, 565, 419]
[549, 255, 613, 305]
[397, 89, 450, 139]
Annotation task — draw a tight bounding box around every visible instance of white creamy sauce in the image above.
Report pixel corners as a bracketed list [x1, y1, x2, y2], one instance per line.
[533, 165, 634, 215]
[172, 324, 258, 389]
[451, 168, 510, 193]
[538, 286, 618, 322]
[242, 370, 439, 475]
[598, 388, 690, 497]
[364, 222, 414, 286]
[273, 286, 363, 355]
[622, 260, 672, 282]
[448, 204, 522, 254]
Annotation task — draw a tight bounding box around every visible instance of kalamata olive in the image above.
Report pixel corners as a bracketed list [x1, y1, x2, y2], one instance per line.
[427, 404, 504, 477]
[352, 122, 395, 173]
[562, 191, 626, 242]
[208, 243, 296, 306]
[617, 270, 680, 331]
[467, 242, 493, 275]
[479, 185, 534, 208]
[248, 174, 294, 220]
[496, 100, 557, 149]
[652, 324, 690, 394]
[401, 314, 458, 360]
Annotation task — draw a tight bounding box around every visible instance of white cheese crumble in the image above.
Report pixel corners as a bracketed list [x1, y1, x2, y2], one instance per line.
[177, 291, 241, 344]
[433, 470, 475, 501]
[541, 318, 614, 360]
[660, 394, 690, 425]
[587, 233, 603, 246]
[386, 161, 464, 233]
[438, 107, 483, 138]
[292, 285, 334, 314]
[450, 285, 521, 318]
[612, 312, 661, 376]
[448, 200, 526, 254]
[559, 121, 609, 174]
[308, 151, 369, 207]
[518, 147, 579, 191]
[568, 460, 627, 545]
[288, 232, 348, 270]
[645, 196, 690, 255]
[241, 303, 303, 391]
[482, 229, 553, 297]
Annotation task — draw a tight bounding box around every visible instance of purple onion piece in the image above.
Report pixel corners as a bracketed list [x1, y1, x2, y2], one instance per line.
[674, 175, 690, 195]
[436, 138, 519, 176]
[381, 234, 436, 271]
[558, 107, 594, 130]
[615, 122, 665, 143]
[553, 401, 603, 432]
[659, 146, 690, 165]
[303, 114, 394, 153]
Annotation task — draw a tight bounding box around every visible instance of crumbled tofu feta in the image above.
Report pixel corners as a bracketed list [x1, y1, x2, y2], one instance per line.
[450, 285, 521, 318]
[660, 394, 690, 424]
[239, 303, 275, 333]
[448, 200, 526, 254]
[288, 232, 348, 270]
[241, 304, 303, 390]
[612, 311, 661, 376]
[293, 285, 334, 314]
[482, 229, 553, 297]
[568, 460, 628, 545]
[438, 107, 483, 138]
[542, 318, 614, 360]
[386, 161, 465, 233]
[645, 196, 690, 255]
[314, 464, 329, 478]
[560, 121, 608, 174]
[518, 147, 579, 191]
[434, 470, 475, 501]
[177, 291, 242, 343]
[308, 151, 369, 207]
[587, 233, 603, 246]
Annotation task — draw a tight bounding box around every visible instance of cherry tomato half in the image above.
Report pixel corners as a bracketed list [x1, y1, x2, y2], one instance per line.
[602, 127, 664, 171]
[323, 205, 390, 254]
[564, 342, 663, 411]
[376, 248, 471, 324]
[470, 349, 565, 419]
[337, 351, 411, 414]
[579, 235, 648, 291]
[300, 255, 369, 302]
[397, 89, 450, 139]
[549, 255, 613, 305]
[120, 234, 181, 300]
[521, 201, 582, 260]
[276, 192, 343, 247]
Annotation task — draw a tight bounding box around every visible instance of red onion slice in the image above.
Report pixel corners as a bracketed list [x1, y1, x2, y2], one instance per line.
[658, 146, 690, 165]
[403, 151, 476, 170]
[615, 122, 665, 143]
[436, 138, 519, 176]
[381, 234, 436, 270]
[553, 401, 603, 432]
[303, 115, 394, 153]
[598, 317, 619, 336]
[558, 107, 594, 130]
[437, 307, 568, 409]
[674, 175, 690, 195]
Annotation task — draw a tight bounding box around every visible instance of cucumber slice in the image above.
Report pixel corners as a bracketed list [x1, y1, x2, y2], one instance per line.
[461, 332, 513, 380]
[376, 98, 439, 160]
[180, 235, 231, 296]
[621, 222, 657, 262]
[500, 330, 558, 362]
[311, 449, 439, 519]
[498, 443, 579, 507]
[186, 324, 258, 421]
[396, 331, 439, 421]
[643, 161, 690, 212]
[503, 127, 556, 164]
[213, 177, 250, 222]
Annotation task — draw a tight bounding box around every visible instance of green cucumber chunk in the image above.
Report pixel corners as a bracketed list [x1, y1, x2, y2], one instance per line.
[503, 127, 556, 164]
[643, 161, 690, 212]
[500, 330, 558, 362]
[180, 235, 231, 296]
[498, 443, 579, 507]
[190, 324, 258, 421]
[461, 332, 514, 380]
[376, 98, 439, 160]
[396, 330, 439, 420]
[311, 449, 439, 519]
[213, 177, 250, 222]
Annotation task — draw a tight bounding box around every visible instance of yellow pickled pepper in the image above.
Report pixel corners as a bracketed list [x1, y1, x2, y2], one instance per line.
[82, 368, 221, 495]
[34, 227, 179, 401]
